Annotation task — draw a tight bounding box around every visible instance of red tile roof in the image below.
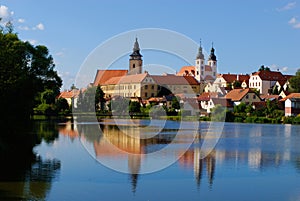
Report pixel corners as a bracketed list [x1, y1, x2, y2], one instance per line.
[57, 89, 82, 99]
[152, 75, 199, 85]
[197, 92, 219, 101]
[93, 70, 128, 86]
[218, 74, 250, 83]
[104, 73, 149, 85]
[176, 66, 196, 76]
[280, 93, 300, 101]
[253, 70, 285, 81]
[225, 88, 256, 101]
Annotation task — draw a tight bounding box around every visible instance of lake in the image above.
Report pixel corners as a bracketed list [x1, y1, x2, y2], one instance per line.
[1, 119, 300, 201]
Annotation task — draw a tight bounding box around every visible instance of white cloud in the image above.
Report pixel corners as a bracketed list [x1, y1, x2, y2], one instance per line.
[0, 5, 14, 24]
[24, 39, 38, 45]
[288, 17, 300, 29]
[18, 25, 30, 31]
[34, 23, 45, 31]
[18, 18, 25, 23]
[270, 64, 289, 72]
[277, 2, 296, 11]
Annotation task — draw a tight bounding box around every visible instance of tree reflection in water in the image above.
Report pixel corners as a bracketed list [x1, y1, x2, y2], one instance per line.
[0, 120, 61, 200]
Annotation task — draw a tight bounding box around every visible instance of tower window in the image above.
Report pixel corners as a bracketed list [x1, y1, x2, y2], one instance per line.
[133, 64, 135, 68]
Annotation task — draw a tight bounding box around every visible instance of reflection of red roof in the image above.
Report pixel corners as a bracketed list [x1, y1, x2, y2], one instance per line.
[93, 70, 128, 86]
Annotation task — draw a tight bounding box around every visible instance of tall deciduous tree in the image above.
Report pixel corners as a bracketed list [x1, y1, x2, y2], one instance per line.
[289, 69, 300, 93]
[0, 22, 62, 122]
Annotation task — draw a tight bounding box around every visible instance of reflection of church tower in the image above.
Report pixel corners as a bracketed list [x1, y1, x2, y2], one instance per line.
[128, 154, 141, 193]
[129, 38, 143, 75]
[194, 148, 203, 188]
[206, 153, 216, 188]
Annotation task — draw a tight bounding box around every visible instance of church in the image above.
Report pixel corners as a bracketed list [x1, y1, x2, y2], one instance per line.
[92, 38, 217, 100]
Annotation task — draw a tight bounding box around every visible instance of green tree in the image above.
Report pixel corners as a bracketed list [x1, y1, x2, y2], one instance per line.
[232, 80, 241, 88]
[289, 69, 300, 92]
[129, 101, 141, 113]
[95, 85, 105, 111]
[56, 98, 70, 113]
[0, 24, 62, 122]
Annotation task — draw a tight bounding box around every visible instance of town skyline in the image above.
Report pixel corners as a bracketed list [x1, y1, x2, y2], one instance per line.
[1, 1, 300, 89]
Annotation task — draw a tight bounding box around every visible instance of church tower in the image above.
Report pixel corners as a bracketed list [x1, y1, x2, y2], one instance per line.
[195, 41, 205, 82]
[129, 38, 143, 75]
[207, 44, 217, 79]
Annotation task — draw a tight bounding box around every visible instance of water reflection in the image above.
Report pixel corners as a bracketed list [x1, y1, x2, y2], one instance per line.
[0, 120, 61, 200]
[58, 120, 300, 194]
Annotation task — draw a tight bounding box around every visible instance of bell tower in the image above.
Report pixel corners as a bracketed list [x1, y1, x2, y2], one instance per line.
[208, 43, 217, 79]
[195, 40, 205, 82]
[129, 37, 143, 75]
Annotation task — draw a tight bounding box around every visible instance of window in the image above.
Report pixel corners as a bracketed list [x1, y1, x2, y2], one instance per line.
[197, 71, 199, 75]
[133, 64, 135, 68]
[157, 85, 161, 90]
[145, 92, 148, 97]
[253, 95, 256, 99]
[213, 72, 216, 76]
[197, 61, 199, 64]
[144, 85, 148, 89]
[134, 85, 136, 89]
[246, 95, 249, 99]
[151, 85, 154, 90]
[151, 93, 154, 97]
[201, 71, 204, 75]
[201, 61, 204, 64]
[201, 66, 204, 70]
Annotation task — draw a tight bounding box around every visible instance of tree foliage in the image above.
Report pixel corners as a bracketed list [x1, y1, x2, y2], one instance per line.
[289, 69, 300, 93]
[0, 23, 62, 121]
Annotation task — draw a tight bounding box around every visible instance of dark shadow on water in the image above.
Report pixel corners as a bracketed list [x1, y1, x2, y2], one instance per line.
[0, 120, 61, 200]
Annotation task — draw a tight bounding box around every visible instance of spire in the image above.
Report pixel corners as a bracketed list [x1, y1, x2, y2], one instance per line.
[133, 37, 140, 52]
[208, 42, 217, 61]
[130, 37, 142, 58]
[196, 39, 204, 60]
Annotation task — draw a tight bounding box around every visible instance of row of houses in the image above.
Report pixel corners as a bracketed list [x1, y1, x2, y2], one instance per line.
[58, 38, 300, 117]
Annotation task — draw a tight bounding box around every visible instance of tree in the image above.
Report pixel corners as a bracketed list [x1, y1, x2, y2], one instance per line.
[95, 85, 105, 111]
[289, 69, 300, 93]
[0, 23, 62, 122]
[171, 97, 180, 110]
[129, 101, 141, 113]
[258, 65, 270, 72]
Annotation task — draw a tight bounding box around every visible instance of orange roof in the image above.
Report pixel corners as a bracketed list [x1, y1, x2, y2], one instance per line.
[253, 70, 285, 81]
[103, 73, 148, 85]
[57, 89, 81, 99]
[219, 74, 250, 83]
[225, 88, 255, 101]
[152, 75, 198, 85]
[93, 70, 128, 86]
[197, 92, 219, 101]
[280, 93, 300, 101]
[177, 66, 195, 76]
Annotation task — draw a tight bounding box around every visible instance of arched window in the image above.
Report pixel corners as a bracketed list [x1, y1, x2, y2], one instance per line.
[133, 64, 135, 68]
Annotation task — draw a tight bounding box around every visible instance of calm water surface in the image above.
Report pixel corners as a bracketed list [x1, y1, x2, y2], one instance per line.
[1, 119, 300, 201]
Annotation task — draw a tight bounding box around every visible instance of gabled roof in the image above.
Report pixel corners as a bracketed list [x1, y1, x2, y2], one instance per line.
[252, 70, 285, 81]
[57, 89, 82, 99]
[152, 75, 199, 85]
[104, 73, 149, 85]
[280, 93, 300, 101]
[211, 98, 234, 108]
[197, 92, 219, 101]
[93, 70, 128, 86]
[260, 94, 280, 101]
[225, 88, 256, 101]
[177, 66, 195, 76]
[218, 74, 250, 83]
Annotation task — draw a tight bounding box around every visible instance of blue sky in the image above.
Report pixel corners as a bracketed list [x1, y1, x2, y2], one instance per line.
[1, 0, 300, 89]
